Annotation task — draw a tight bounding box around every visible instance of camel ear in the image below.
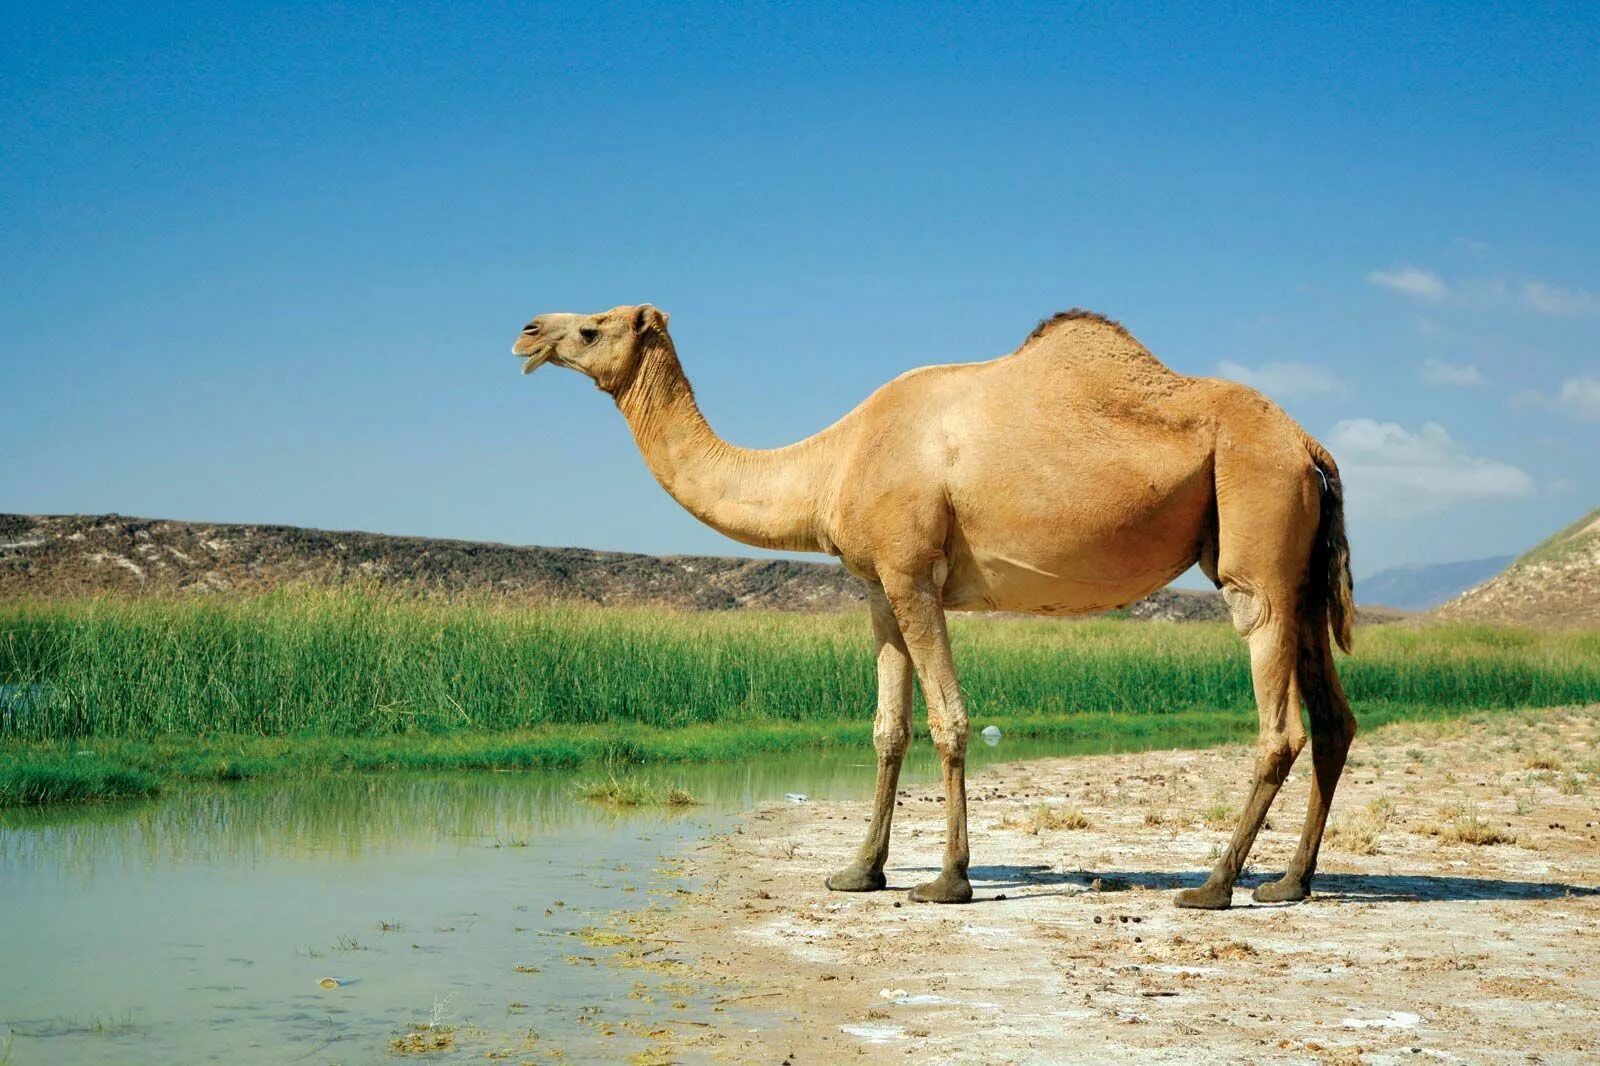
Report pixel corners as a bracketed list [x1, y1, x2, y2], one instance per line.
[633, 304, 668, 334]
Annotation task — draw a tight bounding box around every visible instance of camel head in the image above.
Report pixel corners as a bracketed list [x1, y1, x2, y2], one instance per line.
[512, 304, 670, 393]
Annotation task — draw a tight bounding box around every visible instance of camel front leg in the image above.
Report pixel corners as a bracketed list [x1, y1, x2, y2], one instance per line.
[881, 568, 972, 904]
[827, 585, 913, 892]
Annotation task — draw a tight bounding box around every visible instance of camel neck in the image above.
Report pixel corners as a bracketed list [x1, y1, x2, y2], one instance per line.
[613, 340, 828, 553]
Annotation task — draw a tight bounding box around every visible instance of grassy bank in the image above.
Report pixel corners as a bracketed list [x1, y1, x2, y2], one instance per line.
[3, 588, 1597, 805]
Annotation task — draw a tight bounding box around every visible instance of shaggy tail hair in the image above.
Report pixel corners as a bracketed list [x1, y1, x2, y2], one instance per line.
[1303, 438, 1355, 653]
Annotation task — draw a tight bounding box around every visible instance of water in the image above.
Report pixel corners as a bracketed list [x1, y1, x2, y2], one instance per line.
[0, 737, 1070, 1063]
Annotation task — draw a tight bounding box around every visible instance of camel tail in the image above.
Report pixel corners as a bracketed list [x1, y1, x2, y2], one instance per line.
[1304, 437, 1355, 654]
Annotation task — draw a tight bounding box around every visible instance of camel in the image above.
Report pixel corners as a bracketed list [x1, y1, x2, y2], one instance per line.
[510, 304, 1357, 909]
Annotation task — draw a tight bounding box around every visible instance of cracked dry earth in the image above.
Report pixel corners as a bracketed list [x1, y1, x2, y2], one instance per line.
[673, 706, 1600, 1064]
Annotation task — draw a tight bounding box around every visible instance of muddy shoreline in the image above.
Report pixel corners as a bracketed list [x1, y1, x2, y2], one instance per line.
[668, 706, 1600, 1063]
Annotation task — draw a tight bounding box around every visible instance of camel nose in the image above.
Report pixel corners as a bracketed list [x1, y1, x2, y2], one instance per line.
[521, 319, 541, 335]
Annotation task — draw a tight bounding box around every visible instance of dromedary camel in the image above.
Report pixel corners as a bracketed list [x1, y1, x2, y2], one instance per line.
[510, 304, 1357, 909]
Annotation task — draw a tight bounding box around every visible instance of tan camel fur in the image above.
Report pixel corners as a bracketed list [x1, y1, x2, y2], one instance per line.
[511, 304, 1358, 909]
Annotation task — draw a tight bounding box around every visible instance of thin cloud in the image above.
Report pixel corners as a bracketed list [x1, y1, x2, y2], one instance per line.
[1521, 281, 1600, 316]
[1419, 358, 1485, 388]
[1519, 375, 1600, 420]
[1368, 266, 1597, 316]
[1216, 360, 1345, 398]
[1327, 418, 1536, 518]
[1367, 267, 1448, 301]
[1556, 376, 1600, 418]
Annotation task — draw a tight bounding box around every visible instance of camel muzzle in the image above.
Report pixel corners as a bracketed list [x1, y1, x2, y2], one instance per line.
[512, 331, 554, 375]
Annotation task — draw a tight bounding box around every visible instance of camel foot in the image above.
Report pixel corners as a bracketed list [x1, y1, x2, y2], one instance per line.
[825, 864, 887, 892]
[1252, 875, 1310, 904]
[1172, 880, 1234, 910]
[908, 871, 972, 904]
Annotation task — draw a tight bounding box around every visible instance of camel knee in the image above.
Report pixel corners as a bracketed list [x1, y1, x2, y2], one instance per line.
[927, 702, 968, 760]
[873, 715, 910, 760]
[1254, 737, 1300, 785]
[1223, 584, 1263, 637]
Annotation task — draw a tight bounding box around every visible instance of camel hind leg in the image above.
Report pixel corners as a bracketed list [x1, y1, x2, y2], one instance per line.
[1253, 608, 1357, 902]
[1174, 449, 1319, 910]
[1173, 597, 1305, 909]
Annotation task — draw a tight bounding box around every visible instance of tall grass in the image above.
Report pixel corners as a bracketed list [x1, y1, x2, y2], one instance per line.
[3, 587, 1596, 743]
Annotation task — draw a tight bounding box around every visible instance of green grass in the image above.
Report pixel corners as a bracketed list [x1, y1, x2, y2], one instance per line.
[2, 587, 1597, 805]
[575, 774, 702, 808]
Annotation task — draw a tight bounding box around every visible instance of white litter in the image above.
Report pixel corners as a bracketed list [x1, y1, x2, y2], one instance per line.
[980, 725, 1002, 746]
[785, 793, 808, 803]
[841, 1023, 905, 1042]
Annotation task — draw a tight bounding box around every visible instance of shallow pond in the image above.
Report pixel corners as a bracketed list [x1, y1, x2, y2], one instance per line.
[1, 733, 1144, 1063]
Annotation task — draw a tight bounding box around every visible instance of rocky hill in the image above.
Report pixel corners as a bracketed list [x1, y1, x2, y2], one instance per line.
[0, 513, 1407, 624]
[0, 514, 866, 612]
[1433, 508, 1600, 629]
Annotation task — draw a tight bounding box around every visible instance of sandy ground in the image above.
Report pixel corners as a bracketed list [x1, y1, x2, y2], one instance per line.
[665, 705, 1600, 1064]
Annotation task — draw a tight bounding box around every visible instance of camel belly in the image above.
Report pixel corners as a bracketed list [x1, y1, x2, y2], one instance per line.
[940, 454, 1214, 615]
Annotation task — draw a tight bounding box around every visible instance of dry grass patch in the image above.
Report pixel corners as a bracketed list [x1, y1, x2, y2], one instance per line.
[1324, 797, 1395, 855]
[1001, 803, 1090, 834]
[1525, 755, 1564, 771]
[1416, 805, 1517, 847]
[1202, 797, 1234, 830]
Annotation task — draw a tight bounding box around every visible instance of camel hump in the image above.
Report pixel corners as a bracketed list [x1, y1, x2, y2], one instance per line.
[1023, 308, 1136, 345]
[1015, 307, 1181, 393]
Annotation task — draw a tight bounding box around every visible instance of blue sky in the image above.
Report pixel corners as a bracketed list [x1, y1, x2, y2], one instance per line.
[3, 2, 1596, 580]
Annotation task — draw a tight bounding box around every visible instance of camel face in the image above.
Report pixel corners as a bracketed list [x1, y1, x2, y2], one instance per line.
[511, 304, 668, 392]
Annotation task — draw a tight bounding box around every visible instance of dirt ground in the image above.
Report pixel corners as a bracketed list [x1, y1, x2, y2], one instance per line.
[668, 705, 1600, 1064]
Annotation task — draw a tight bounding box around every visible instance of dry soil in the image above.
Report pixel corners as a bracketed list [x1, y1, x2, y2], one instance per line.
[666, 705, 1600, 1064]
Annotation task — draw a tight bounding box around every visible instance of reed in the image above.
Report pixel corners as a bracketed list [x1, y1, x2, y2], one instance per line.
[2, 587, 1596, 804]
[2, 588, 1596, 740]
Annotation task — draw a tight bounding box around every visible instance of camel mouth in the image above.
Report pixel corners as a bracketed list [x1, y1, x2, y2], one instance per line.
[512, 335, 551, 375]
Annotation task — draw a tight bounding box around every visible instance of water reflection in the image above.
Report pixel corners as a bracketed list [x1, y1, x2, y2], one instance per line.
[0, 731, 1177, 1063]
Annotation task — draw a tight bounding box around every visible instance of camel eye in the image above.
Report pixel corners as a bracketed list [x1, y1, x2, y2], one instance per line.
[579, 326, 599, 343]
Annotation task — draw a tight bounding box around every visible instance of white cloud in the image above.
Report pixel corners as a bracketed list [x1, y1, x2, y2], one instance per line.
[1521, 281, 1600, 316]
[1512, 375, 1600, 420]
[1555, 376, 1600, 418]
[1419, 358, 1485, 388]
[1216, 360, 1345, 398]
[1369, 265, 1598, 316]
[1367, 266, 1448, 301]
[1327, 419, 1536, 518]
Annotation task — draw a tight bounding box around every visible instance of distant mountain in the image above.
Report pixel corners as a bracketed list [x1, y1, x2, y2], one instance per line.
[1358, 555, 1516, 612]
[1433, 508, 1600, 629]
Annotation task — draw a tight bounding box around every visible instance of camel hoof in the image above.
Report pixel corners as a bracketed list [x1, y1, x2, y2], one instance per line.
[825, 866, 887, 892]
[1172, 882, 1234, 910]
[908, 873, 973, 904]
[1252, 876, 1309, 904]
